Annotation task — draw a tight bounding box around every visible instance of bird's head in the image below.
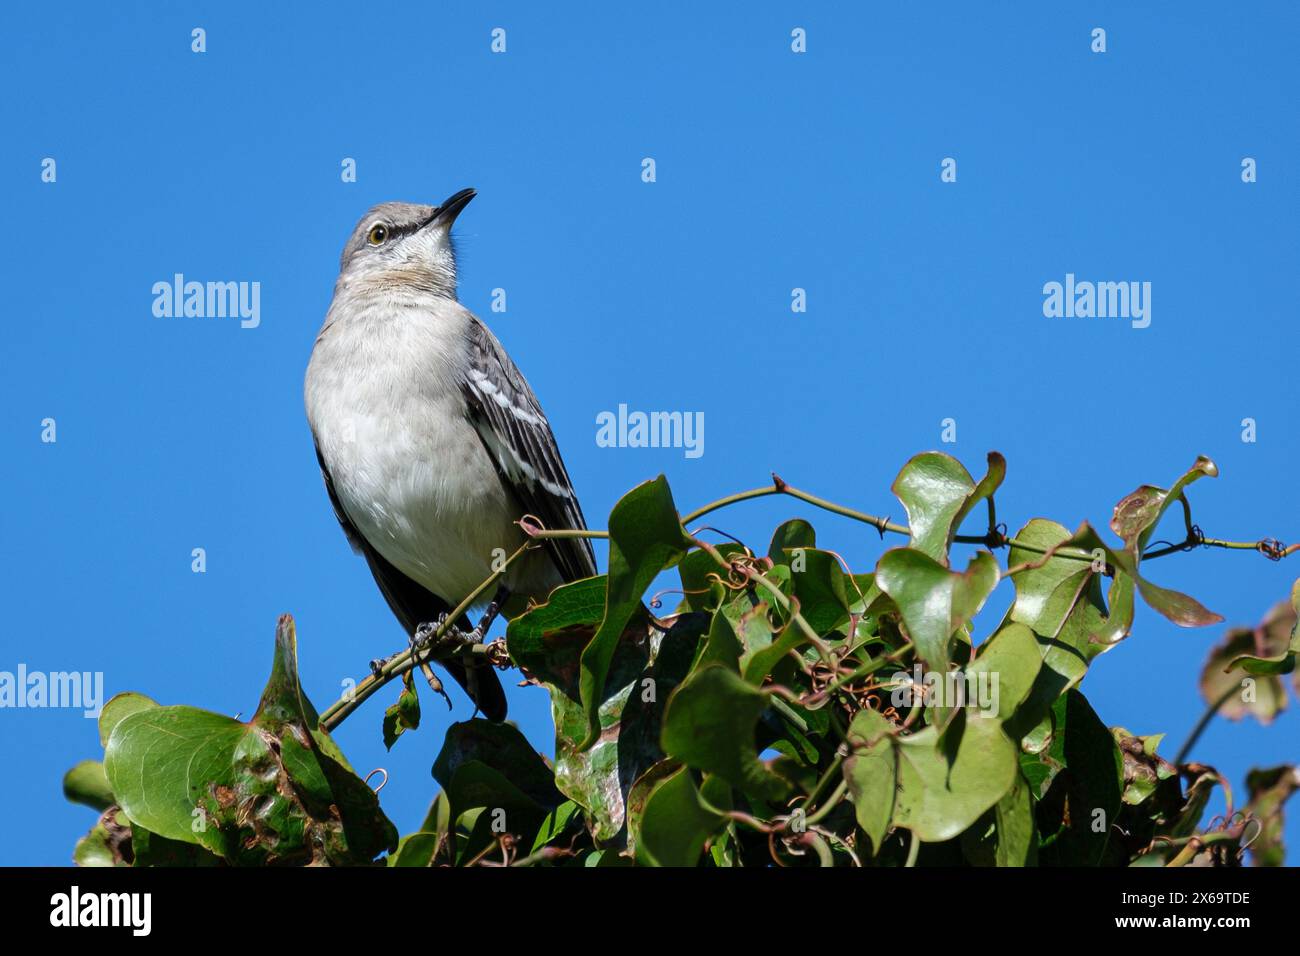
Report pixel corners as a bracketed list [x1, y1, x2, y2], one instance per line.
[336, 188, 476, 298]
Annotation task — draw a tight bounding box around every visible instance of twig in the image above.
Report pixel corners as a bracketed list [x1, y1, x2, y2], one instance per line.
[319, 540, 537, 730]
[1174, 684, 1240, 766]
[318, 472, 1291, 732]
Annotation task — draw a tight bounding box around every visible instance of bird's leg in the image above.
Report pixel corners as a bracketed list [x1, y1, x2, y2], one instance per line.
[413, 617, 447, 650]
[369, 617, 445, 676]
[468, 585, 511, 643]
[406, 622, 454, 710]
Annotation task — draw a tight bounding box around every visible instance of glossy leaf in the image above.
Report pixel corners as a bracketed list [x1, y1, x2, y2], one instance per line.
[661, 664, 792, 801]
[891, 452, 976, 564]
[104, 615, 397, 865]
[509, 578, 701, 841]
[579, 476, 691, 749]
[875, 548, 999, 671]
[632, 765, 727, 867]
[98, 692, 158, 748]
[1021, 521, 1219, 628]
[841, 708, 895, 853]
[847, 709, 1018, 843]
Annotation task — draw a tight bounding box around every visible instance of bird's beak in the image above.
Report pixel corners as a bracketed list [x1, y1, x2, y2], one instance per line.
[428, 188, 476, 228]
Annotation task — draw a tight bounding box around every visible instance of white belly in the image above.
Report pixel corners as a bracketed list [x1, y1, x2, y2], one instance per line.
[305, 303, 529, 604]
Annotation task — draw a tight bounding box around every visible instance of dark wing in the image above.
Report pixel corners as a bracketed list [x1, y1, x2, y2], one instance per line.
[312, 443, 507, 721]
[460, 317, 598, 583]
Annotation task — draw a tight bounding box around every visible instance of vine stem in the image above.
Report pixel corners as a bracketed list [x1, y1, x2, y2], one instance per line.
[1163, 827, 1248, 867]
[904, 830, 921, 867]
[318, 540, 537, 731]
[318, 474, 1291, 731]
[690, 535, 838, 671]
[1174, 683, 1240, 766]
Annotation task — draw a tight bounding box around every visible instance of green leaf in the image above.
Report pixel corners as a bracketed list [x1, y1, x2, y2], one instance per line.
[531, 800, 582, 854]
[741, 615, 806, 686]
[889, 452, 1005, 566]
[98, 692, 159, 749]
[952, 453, 1007, 539]
[966, 623, 1042, 723]
[891, 452, 976, 564]
[105, 705, 251, 857]
[432, 720, 563, 815]
[1020, 521, 1219, 628]
[1160, 764, 1221, 840]
[509, 575, 611, 643]
[389, 793, 453, 867]
[788, 548, 851, 634]
[767, 519, 816, 563]
[1004, 518, 1137, 745]
[382, 669, 421, 750]
[1200, 632, 1287, 725]
[875, 548, 999, 672]
[694, 595, 746, 672]
[846, 709, 1017, 843]
[104, 615, 397, 865]
[1008, 519, 1095, 639]
[1243, 765, 1299, 867]
[63, 760, 114, 812]
[661, 664, 792, 801]
[1033, 690, 1124, 866]
[678, 543, 748, 613]
[430, 721, 562, 861]
[579, 476, 691, 749]
[509, 579, 702, 841]
[841, 708, 896, 854]
[390, 831, 442, 867]
[960, 771, 1037, 867]
[631, 766, 728, 867]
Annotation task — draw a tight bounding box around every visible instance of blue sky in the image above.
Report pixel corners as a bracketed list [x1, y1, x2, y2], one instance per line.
[3, 2, 1297, 865]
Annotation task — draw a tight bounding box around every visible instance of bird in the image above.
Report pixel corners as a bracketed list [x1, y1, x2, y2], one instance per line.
[304, 188, 597, 721]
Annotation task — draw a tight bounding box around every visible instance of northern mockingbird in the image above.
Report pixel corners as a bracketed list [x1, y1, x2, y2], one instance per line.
[304, 189, 597, 721]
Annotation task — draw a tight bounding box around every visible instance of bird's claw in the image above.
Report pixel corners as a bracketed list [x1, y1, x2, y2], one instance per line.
[412, 619, 442, 650]
[413, 613, 482, 653]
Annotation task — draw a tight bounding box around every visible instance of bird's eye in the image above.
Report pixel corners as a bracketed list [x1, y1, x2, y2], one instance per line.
[367, 224, 389, 245]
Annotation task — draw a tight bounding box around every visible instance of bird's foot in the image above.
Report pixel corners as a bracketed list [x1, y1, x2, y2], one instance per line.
[412, 619, 443, 651]
[413, 614, 476, 652]
[369, 653, 398, 677]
